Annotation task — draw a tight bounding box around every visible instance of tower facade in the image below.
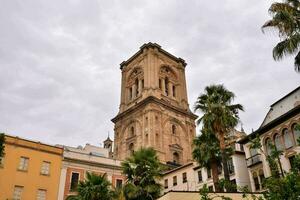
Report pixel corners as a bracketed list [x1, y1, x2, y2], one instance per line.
[112, 43, 197, 165]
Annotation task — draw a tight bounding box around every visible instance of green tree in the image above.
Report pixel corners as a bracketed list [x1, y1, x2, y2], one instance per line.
[194, 84, 244, 191]
[262, 0, 300, 72]
[193, 129, 222, 192]
[66, 172, 114, 200]
[121, 147, 162, 200]
[0, 133, 5, 158]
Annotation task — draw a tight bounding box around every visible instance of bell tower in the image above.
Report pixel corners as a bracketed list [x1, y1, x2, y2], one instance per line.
[112, 43, 197, 165]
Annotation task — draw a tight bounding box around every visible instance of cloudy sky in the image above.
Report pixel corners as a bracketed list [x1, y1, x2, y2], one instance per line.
[0, 0, 299, 147]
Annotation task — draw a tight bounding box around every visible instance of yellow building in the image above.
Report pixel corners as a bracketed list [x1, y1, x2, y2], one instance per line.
[0, 135, 63, 200]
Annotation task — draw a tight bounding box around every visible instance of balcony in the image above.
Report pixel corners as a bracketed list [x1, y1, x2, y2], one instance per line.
[246, 154, 262, 167]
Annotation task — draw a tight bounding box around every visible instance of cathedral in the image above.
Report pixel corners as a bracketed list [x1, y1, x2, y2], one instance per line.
[112, 43, 197, 165]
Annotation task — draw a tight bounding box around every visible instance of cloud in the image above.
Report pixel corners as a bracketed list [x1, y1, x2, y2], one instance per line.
[0, 0, 299, 147]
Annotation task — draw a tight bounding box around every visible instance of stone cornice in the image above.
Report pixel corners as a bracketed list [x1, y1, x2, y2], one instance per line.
[63, 157, 122, 170]
[111, 96, 198, 123]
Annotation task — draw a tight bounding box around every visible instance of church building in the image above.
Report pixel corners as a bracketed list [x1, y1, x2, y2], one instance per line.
[112, 43, 197, 165]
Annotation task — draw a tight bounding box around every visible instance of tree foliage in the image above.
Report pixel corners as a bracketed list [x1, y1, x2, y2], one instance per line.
[194, 84, 243, 191]
[121, 147, 162, 200]
[66, 172, 114, 200]
[262, 0, 300, 72]
[0, 133, 5, 158]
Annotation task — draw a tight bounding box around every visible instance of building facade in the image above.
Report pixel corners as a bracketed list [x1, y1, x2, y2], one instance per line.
[240, 86, 300, 192]
[161, 130, 251, 193]
[0, 135, 63, 200]
[112, 43, 197, 165]
[57, 142, 125, 200]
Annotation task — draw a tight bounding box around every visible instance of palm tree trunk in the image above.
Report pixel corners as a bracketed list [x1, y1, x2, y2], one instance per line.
[219, 132, 231, 192]
[211, 158, 221, 192]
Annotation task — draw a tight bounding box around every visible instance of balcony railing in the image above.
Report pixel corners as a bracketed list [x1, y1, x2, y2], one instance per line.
[246, 154, 262, 167]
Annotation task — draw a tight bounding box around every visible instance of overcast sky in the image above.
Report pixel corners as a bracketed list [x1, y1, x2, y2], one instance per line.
[0, 0, 299, 147]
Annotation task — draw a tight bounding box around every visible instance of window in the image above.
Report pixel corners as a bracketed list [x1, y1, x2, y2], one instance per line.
[37, 189, 46, 200]
[70, 172, 80, 191]
[164, 179, 168, 189]
[283, 129, 293, 149]
[198, 170, 203, 182]
[207, 168, 212, 179]
[208, 186, 214, 192]
[172, 125, 176, 135]
[253, 172, 260, 191]
[228, 158, 234, 174]
[250, 147, 258, 156]
[116, 179, 123, 189]
[182, 172, 187, 183]
[135, 79, 139, 95]
[13, 185, 23, 200]
[259, 169, 265, 189]
[142, 79, 144, 89]
[265, 138, 272, 155]
[289, 155, 296, 169]
[173, 176, 177, 186]
[130, 127, 135, 137]
[217, 164, 222, 175]
[18, 157, 29, 171]
[165, 78, 169, 96]
[129, 143, 134, 155]
[240, 144, 244, 152]
[41, 161, 50, 175]
[173, 152, 179, 164]
[293, 123, 300, 145]
[159, 79, 162, 90]
[230, 179, 237, 192]
[274, 134, 283, 150]
[172, 85, 176, 97]
[129, 88, 132, 100]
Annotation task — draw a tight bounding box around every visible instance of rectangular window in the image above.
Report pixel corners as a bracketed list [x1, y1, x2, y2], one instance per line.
[164, 179, 168, 189]
[254, 176, 260, 191]
[208, 185, 214, 192]
[116, 179, 123, 189]
[198, 170, 203, 182]
[129, 88, 132, 100]
[207, 168, 212, 179]
[70, 172, 80, 191]
[182, 172, 187, 183]
[230, 179, 237, 192]
[172, 86, 176, 97]
[159, 79, 162, 89]
[240, 144, 244, 152]
[37, 189, 46, 200]
[228, 158, 234, 174]
[18, 157, 29, 171]
[13, 185, 23, 200]
[173, 176, 177, 186]
[40, 161, 50, 175]
[142, 79, 144, 89]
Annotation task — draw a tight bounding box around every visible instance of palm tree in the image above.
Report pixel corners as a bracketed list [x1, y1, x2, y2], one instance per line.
[66, 172, 114, 200]
[194, 84, 243, 191]
[262, 0, 300, 72]
[193, 129, 222, 192]
[122, 147, 162, 200]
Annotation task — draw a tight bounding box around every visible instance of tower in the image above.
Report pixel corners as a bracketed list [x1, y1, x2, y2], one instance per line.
[112, 43, 197, 165]
[103, 136, 113, 158]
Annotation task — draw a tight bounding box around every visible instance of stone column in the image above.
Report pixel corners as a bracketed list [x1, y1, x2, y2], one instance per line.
[161, 78, 166, 95]
[168, 82, 173, 97]
[132, 85, 136, 98]
[138, 79, 142, 96]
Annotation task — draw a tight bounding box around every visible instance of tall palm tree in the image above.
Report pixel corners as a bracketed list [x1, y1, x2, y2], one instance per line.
[66, 172, 114, 200]
[194, 84, 243, 191]
[193, 129, 222, 192]
[122, 147, 162, 200]
[262, 0, 300, 72]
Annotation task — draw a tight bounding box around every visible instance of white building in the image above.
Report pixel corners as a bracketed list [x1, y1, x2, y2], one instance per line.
[57, 137, 125, 200]
[161, 131, 251, 193]
[239, 86, 300, 192]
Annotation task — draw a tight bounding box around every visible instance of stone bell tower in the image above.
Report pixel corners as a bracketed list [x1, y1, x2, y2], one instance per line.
[112, 43, 197, 165]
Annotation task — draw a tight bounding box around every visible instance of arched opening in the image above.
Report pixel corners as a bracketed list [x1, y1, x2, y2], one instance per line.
[165, 77, 169, 96]
[274, 133, 283, 150]
[283, 128, 293, 149]
[292, 123, 300, 144]
[172, 85, 176, 97]
[129, 143, 134, 156]
[172, 125, 176, 135]
[135, 79, 139, 96]
[145, 134, 149, 145]
[173, 152, 180, 164]
[265, 138, 272, 155]
[130, 127, 135, 137]
[259, 169, 265, 189]
[252, 172, 259, 191]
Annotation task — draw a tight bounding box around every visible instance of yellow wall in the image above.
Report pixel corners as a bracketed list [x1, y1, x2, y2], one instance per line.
[0, 135, 63, 200]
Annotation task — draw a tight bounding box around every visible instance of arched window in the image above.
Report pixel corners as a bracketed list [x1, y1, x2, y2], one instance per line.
[258, 169, 265, 189]
[172, 85, 176, 97]
[172, 125, 176, 135]
[283, 129, 293, 149]
[265, 138, 272, 155]
[252, 172, 260, 191]
[274, 134, 283, 151]
[292, 123, 300, 145]
[129, 143, 134, 155]
[130, 127, 135, 137]
[173, 152, 179, 164]
[165, 77, 169, 96]
[135, 79, 139, 96]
